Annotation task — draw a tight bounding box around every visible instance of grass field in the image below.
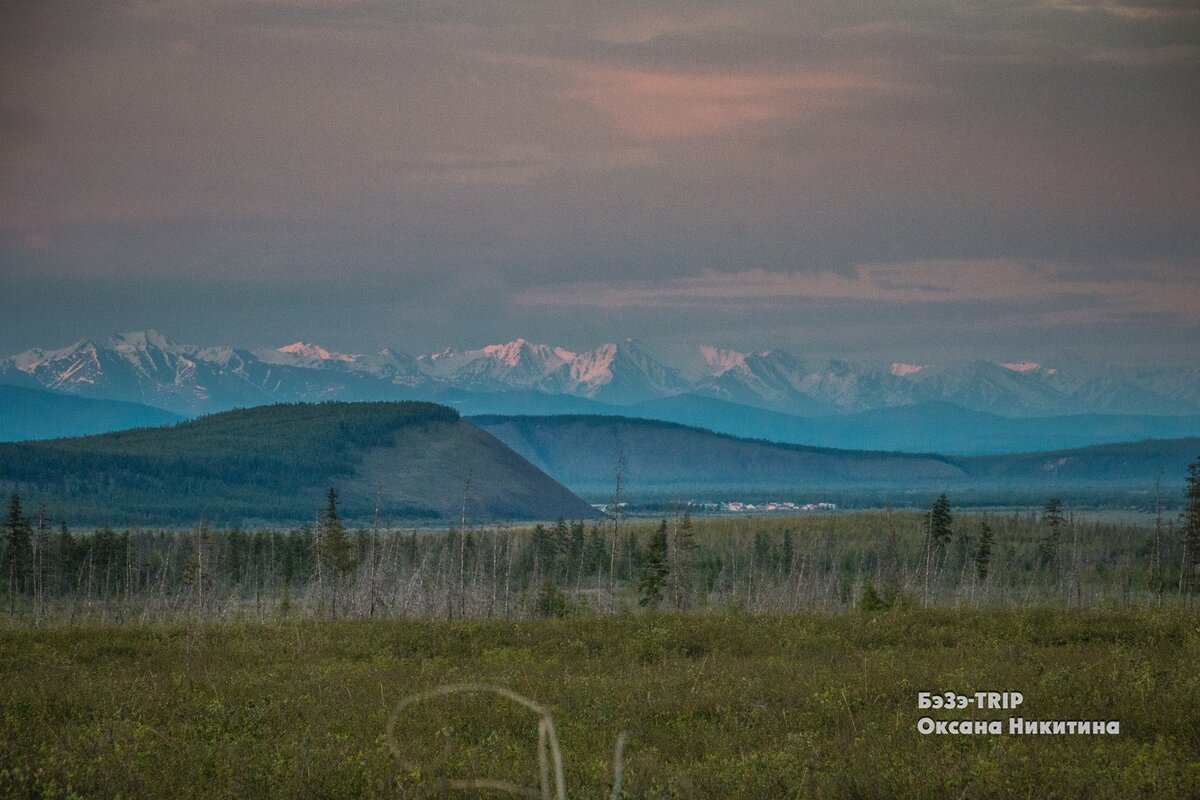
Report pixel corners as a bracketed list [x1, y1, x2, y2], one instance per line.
[3, 610, 1199, 798]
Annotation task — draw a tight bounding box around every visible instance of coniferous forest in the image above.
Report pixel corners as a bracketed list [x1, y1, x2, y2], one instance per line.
[4, 459, 1199, 624]
[0, 402, 463, 523]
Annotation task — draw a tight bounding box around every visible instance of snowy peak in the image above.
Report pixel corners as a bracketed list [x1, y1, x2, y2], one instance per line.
[106, 330, 197, 383]
[417, 338, 682, 399]
[569, 343, 618, 387]
[1000, 361, 1058, 377]
[10, 339, 90, 373]
[890, 362, 926, 377]
[699, 345, 748, 376]
[110, 329, 178, 354]
[416, 339, 576, 391]
[480, 340, 529, 366]
[276, 341, 359, 363]
[903, 360, 1069, 416]
[0, 331, 213, 409]
[9, 339, 105, 387]
[786, 358, 917, 413]
[566, 340, 688, 403]
[694, 346, 807, 411]
[370, 347, 421, 370]
[1000, 361, 1040, 373]
[480, 339, 573, 371]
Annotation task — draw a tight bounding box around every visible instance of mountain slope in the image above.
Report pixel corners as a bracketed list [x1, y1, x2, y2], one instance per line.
[474, 415, 1199, 498]
[521, 395, 1200, 456]
[962, 438, 1200, 485]
[0, 385, 182, 441]
[0, 402, 598, 524]
[474, 415, 965, 493]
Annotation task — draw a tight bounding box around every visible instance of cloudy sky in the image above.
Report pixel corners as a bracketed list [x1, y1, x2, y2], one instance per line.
[1, 0, 1197, 364]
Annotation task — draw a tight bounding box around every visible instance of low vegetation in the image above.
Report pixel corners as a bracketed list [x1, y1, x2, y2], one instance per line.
[2, 610, 1198, 798]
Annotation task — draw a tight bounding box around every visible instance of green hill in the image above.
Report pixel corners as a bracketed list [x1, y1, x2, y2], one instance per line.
[0, 402, 598, 525]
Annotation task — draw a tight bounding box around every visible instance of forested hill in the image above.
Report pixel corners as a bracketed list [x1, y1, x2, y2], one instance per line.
[473, 414, 967, 492]
[961, 436, 1200, 484]
[0, 402, 599, 525]
[474, 414, 1199, 498]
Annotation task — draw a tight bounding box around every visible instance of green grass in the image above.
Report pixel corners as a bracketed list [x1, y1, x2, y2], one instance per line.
[3, 610, 1199, 798]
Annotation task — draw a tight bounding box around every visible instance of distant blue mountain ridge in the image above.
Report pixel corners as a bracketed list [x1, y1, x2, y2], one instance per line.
[0, 385, 181, 442]
[1, 330, 1197, 452]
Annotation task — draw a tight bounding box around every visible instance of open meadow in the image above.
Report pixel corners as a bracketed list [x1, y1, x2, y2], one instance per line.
[2, 610, 1199, 799]
[4, 505, 1200, 798]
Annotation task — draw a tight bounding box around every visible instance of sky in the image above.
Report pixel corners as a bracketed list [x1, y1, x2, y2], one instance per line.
[1, 0, 1198, 365]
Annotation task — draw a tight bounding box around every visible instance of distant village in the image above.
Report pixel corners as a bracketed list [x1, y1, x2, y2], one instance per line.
[710, 501, 838, 513]
[593, 501, 838, 515]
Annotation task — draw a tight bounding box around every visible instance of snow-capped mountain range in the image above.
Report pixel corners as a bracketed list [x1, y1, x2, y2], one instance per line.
[2, 330, 1198, 419]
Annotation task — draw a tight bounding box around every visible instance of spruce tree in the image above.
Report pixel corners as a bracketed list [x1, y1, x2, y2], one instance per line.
[33, 506, 50, 614]
[922, 494, 953, 601]
[975, 520, 994, 582]
[782, 527, 795, 575]
[585, 525, 607, 576]
[316, 487, 354, 617]
[669, 504, 696, 609]
[535, 575, 570, 618]
[860, 582, 887, 612]
[5, 494, 33, 611]
[927, 494, 953, 550]
[318, 487, 355, 576]
[550, 516, 569, 581]
[1041, 498, 1065, 575]
[924, 495, 953, 563]
[638, 520, 670, 609]
[1180, 457, 1200, 604]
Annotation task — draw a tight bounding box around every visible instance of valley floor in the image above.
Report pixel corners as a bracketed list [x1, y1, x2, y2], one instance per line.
[2, 610, 1198, 798]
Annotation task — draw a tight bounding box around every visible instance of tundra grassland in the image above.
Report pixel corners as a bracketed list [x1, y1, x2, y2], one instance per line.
[3, 508, 1199, 798]
[2, 610, 1199, 799]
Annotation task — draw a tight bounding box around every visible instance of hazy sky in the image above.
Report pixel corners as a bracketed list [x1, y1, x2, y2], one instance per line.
[2, 0, 1198, 364]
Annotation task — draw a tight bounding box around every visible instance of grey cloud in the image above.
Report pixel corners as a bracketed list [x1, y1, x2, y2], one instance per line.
[1, 0, 1196, 365]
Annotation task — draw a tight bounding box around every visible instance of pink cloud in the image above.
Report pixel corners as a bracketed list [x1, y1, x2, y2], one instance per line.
[564, 67, 918, 139]
[474, 50, 925, 140]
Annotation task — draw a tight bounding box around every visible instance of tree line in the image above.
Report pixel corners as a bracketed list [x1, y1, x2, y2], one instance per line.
[3, 454, 1199, 624]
